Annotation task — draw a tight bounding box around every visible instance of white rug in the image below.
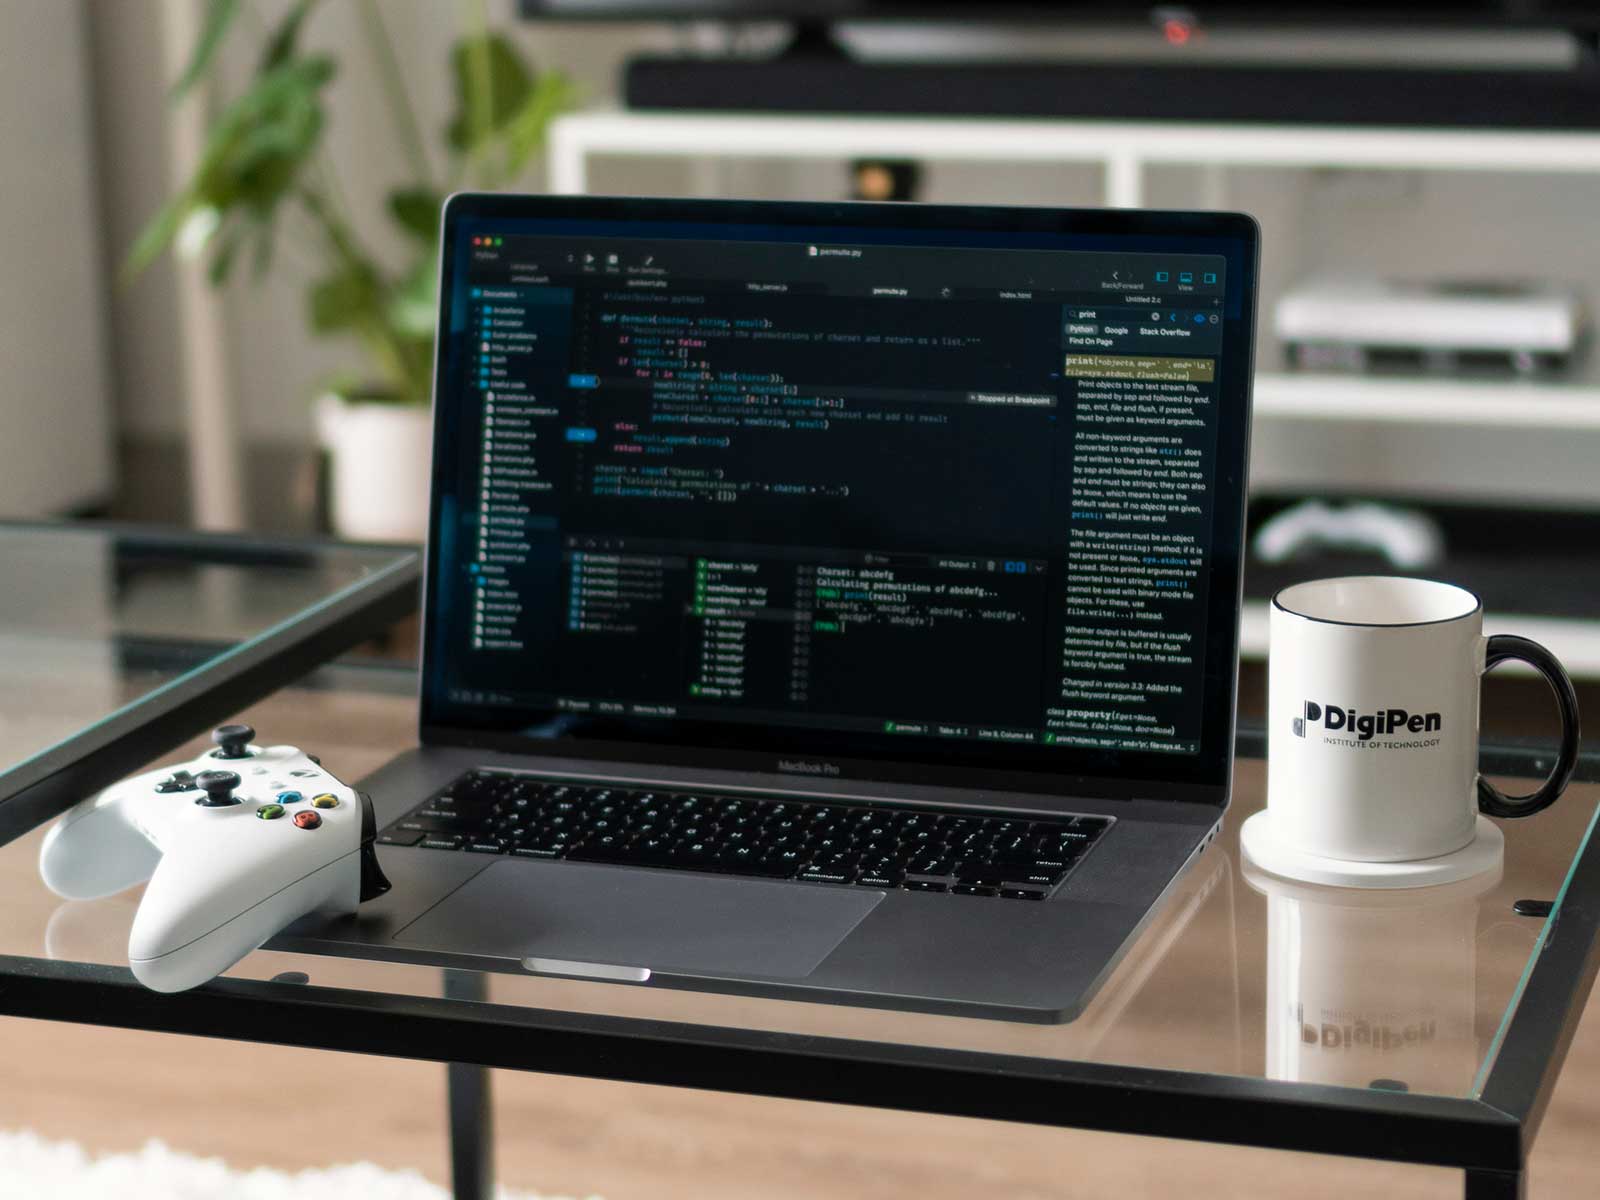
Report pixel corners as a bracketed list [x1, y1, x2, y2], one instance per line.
[0, 1129, 602, 1200]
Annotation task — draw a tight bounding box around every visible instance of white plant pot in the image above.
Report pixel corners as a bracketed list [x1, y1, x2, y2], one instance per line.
[315, 393, 433, 543]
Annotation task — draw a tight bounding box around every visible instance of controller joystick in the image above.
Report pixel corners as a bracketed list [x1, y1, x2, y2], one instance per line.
[39, 736, 391, 992]
[195, 770, 242, 807]
[211, 724, 256, 759]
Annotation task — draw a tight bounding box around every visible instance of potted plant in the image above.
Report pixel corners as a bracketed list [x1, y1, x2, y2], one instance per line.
[128, 0, 572, 541]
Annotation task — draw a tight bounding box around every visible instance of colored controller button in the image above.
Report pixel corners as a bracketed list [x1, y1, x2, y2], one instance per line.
[293, 810, 322, 830]
[311, 793, 339, 809]
[276, 790, 304, 804]
[256, 804, 286, 820]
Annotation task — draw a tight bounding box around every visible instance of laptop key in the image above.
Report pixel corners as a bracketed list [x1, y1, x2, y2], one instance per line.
[467, 841, 506, 854]
[1000, 884, 1051, 900]
[857, 871, 904, 888]
[419, 836, 464, 851]
[799, 869, 855, 884]
[398, 817, 463, 834]
[956, 875, 1005, 890]
[378, 830, 424, 846]
[521, 836, 569, 854]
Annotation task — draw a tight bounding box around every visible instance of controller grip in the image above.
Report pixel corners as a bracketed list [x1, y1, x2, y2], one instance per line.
[39, 793, 160, 901]
[129, 850, 360, 993]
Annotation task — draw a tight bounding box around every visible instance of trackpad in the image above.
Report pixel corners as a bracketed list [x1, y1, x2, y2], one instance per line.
[394, 861, 883, 979]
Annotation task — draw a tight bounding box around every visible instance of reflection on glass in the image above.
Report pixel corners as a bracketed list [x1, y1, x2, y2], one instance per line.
[1245, 860, 1499, 1094]
[0, 524, 399, 780]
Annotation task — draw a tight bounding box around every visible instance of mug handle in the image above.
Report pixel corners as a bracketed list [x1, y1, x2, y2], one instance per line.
[1477, 634, 1582, 819]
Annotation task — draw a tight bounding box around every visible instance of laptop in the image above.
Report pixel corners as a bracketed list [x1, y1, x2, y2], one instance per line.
[281, 194, 1259, 1023]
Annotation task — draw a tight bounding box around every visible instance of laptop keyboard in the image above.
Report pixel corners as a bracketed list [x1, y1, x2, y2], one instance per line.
[378, 769, 1111, 900]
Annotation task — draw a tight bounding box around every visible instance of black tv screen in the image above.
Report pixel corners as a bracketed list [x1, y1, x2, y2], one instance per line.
[517, 1, 1600, 29]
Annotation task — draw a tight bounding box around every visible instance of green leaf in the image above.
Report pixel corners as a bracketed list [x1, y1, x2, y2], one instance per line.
[387, 256, 439, 338]
[388, 187, 443, 244]
[259, 0, 317, 72]
[445, 34, 531, 153]
[172, 0, 242, 98]
[207, 221, 247, 285]
[500, 70, 577, 179]
[308, 262, 382, 334]
[186, 56, 335, 223]
[122, 192, 191, 282]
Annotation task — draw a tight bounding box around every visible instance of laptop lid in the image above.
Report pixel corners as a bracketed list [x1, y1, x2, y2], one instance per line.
[420, 195, 1258, 807]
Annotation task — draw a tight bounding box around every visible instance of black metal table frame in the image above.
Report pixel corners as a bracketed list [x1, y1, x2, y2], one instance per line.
[0, 732, 1593, 1200]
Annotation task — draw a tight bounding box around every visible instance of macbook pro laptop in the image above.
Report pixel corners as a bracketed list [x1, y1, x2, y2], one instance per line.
[282, 194, 1259, 1023]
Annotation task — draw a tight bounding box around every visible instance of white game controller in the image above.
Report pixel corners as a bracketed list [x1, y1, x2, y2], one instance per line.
[1252, 500, 1446, 571]
[38, 723, 390, 992]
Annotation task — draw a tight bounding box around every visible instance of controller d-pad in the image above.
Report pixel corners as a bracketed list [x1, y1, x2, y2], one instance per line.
[256, 804, 286, 820]
[293, 810, 322, 830]
[155, 771, 198, 794]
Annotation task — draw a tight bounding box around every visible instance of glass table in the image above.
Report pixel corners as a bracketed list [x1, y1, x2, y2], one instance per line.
[0, 524, 1594, 1200]
[0, 521, 419, 839]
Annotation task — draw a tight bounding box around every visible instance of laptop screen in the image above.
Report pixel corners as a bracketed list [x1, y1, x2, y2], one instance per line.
[422, 197, 1256, 800]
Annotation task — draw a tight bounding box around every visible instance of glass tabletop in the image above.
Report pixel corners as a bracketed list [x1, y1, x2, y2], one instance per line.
[1, 668, 1592, 1115]
[0, 521, 419, 834]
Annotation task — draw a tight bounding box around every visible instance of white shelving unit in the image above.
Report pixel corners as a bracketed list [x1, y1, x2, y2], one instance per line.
[548, 111, 1600, 430]
[544, 111, 1600, 673]
[1255, 372, 1600, 431]
[548, 112, 1600, 204]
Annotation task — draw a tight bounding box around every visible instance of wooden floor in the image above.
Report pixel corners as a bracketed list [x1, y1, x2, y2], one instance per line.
[5, 1007, 1599, 1199]
[2, 686, 1598, 1198]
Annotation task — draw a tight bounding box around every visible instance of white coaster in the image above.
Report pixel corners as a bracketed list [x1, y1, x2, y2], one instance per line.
[1240, 811, 1504, 889]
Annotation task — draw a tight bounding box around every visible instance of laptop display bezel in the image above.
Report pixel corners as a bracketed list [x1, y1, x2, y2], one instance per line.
[418, 194, 1257, 809]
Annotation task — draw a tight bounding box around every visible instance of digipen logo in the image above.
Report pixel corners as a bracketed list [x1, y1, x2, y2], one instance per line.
[1292, 701, 1320, 738]
[1295, 700, 1442, 741]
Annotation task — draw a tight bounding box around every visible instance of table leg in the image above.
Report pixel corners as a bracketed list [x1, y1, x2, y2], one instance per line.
[1465, 1167, 1525, 1200]
[444, 971, 495, 1200]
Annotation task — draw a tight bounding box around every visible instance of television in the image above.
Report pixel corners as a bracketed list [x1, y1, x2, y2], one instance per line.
[518, 1, 1600, 30]
[519, 1, 1600, 128]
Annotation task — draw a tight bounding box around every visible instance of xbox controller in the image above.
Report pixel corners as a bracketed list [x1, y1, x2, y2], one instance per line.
[1252, 500, 1446, 571]
[38, 724, 390, 992]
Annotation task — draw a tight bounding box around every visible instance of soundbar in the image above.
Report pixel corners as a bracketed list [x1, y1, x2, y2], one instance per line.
[625, 58, 1600, 128]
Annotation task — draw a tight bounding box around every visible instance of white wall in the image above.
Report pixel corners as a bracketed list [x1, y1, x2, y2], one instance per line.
[0, 0, 114, 515]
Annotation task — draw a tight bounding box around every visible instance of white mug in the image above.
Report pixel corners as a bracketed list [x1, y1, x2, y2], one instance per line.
[1268, 576, 1580, 863]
